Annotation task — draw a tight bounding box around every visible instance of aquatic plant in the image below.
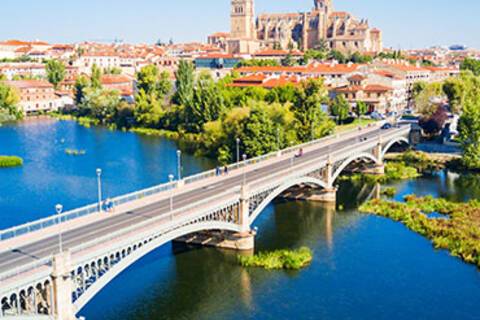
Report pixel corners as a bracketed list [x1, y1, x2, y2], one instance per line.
[65, 149, 87, 156]
[340, 162, 420, 184]
[360, 196, 480, 268]
[0, 156, 23, 168]
[381, 187, 397, 198]
[238, 247, 313, 270]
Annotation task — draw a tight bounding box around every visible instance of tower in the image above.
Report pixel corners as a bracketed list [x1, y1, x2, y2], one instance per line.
[314, 0, 333, 13]
[231, 0, 256, 39]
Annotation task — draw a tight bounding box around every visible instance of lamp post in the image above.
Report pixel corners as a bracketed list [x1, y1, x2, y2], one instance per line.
[276, 127, 280, 150]
[242, 154, 247, 185]
[55, 204, 63, 253]
[236, 138, 240, 164]
[168, 174, 174, 214]
[176, 150, 182, 180]
[96, 168, 102, 212]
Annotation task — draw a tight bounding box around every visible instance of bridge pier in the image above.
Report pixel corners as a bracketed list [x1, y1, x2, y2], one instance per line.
[173, 230, 255, 251]
[306, 187, 337, 203]
[51, 251, 76, 320]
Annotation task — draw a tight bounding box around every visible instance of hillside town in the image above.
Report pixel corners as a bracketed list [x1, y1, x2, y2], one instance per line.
[0, 0, 473, 118]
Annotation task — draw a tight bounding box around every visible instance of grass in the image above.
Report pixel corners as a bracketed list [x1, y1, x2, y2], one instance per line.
[335, 118, 377, 133]
[65, 148, 86, 156]
[360, 196, 480, 268]
[238, 247, 313, 270]
[0, 156, 23, 168]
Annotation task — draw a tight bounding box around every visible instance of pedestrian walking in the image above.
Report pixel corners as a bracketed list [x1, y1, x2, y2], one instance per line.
[224, 165, 229, 175]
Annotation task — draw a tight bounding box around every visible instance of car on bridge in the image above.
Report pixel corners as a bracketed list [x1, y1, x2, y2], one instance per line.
[381, 123, 393, 130]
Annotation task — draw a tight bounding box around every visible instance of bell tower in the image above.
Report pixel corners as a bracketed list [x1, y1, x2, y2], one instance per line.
[314, 0, 333, 13]
[231, 0, 256, 39]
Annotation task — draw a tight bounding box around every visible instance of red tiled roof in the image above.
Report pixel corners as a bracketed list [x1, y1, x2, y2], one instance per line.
[101, 75, 132, 85]
[3, 80, 53, 89]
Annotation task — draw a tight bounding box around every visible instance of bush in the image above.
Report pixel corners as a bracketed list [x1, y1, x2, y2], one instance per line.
[0, 156, 23, 168]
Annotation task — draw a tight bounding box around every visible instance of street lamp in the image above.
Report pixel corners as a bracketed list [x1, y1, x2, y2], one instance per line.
[55, 204, 63, 253]
[242, 154, 247, 185]
[168, 174, 174, 213]
[96, 168, 103, 212]
[276, 127, 280, 150]
[176, 150, 182, 180]
[236, 138, 240, 164]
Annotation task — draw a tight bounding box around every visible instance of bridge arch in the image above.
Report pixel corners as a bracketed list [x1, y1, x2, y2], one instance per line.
[331, 152, 381, 183]
[249, 176, 328, 225]
[381, 137, 410, 160]
[73, 221, 241, 313]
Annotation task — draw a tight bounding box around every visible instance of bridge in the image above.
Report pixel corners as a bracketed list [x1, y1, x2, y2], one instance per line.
[0, 123, 411, 319]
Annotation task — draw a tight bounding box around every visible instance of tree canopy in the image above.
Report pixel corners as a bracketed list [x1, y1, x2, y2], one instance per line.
[45, 59, 66, 89]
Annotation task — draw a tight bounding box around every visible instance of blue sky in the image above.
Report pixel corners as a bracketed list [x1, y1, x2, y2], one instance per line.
[0, 0, 476, 49]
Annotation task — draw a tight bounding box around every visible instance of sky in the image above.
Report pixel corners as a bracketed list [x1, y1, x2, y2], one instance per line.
[0, 0, 477, 49]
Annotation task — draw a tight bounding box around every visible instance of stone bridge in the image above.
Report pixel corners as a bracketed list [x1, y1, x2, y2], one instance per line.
[0, 124, 411, 319]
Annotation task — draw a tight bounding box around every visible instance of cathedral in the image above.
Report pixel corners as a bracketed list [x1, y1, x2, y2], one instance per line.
[225, 0, 382, 54]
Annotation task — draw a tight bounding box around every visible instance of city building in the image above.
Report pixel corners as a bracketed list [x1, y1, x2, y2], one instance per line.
[76, 52, 121, 74]
[3, 80, 63, 114]
[0, 63, 46, 80]
[331, 75, 393, 113]
[214, 0, 382, 54]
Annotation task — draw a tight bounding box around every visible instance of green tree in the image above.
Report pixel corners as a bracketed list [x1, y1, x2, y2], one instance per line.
[293, 79, 334, 142]
[236, 59, 279, 67]
[0, 83, 21, 121]
[74, 75, 90, 105]
[173, 60, 195, 107]
[412, 81, 427, 99]
[328, 50, 347, 63]
[415, 82, 445, 116]
[281, 53, 295, 67]
[460, 57, 480, 76]
[186, 73, 225, 132]
[266, 84, 298, 104]
[80, 88, 121, 124]
[303, 49, 326, 64]
[45, 59, 66, 89]
[356, 101, 368, 118]
[104, 67, 122, 75]
[136, 65, 159, 96]
[90, 64, 103, 90]
[330, 95, 350, 124]
[241, 106, 277, 157]
[134, 89, 164, 127]
[157, 71, 173, 97]
[459, 98, 480, 169]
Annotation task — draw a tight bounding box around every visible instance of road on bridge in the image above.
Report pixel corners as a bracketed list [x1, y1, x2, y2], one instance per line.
[0, 126, 404, 276]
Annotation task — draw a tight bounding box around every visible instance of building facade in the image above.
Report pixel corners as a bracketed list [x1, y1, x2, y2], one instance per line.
[4, 80, 62, 114]
[221, 0, 382, 54]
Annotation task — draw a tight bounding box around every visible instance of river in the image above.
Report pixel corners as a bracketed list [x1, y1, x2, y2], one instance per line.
[1, 119, 480, 320]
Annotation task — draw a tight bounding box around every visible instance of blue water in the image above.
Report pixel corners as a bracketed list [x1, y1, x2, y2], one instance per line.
[0, 119, 214, 229]
[1, 119, 480, 319]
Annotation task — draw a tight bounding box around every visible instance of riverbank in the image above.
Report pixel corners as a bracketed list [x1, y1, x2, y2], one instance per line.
[360, 196, 480, 268]
[0, 156, 23, 168]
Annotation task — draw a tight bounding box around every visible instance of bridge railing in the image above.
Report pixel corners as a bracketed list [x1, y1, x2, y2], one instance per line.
[0, 122, 384, 242]
[0, 181, 178, 242]
[0, 187, 241, 284]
